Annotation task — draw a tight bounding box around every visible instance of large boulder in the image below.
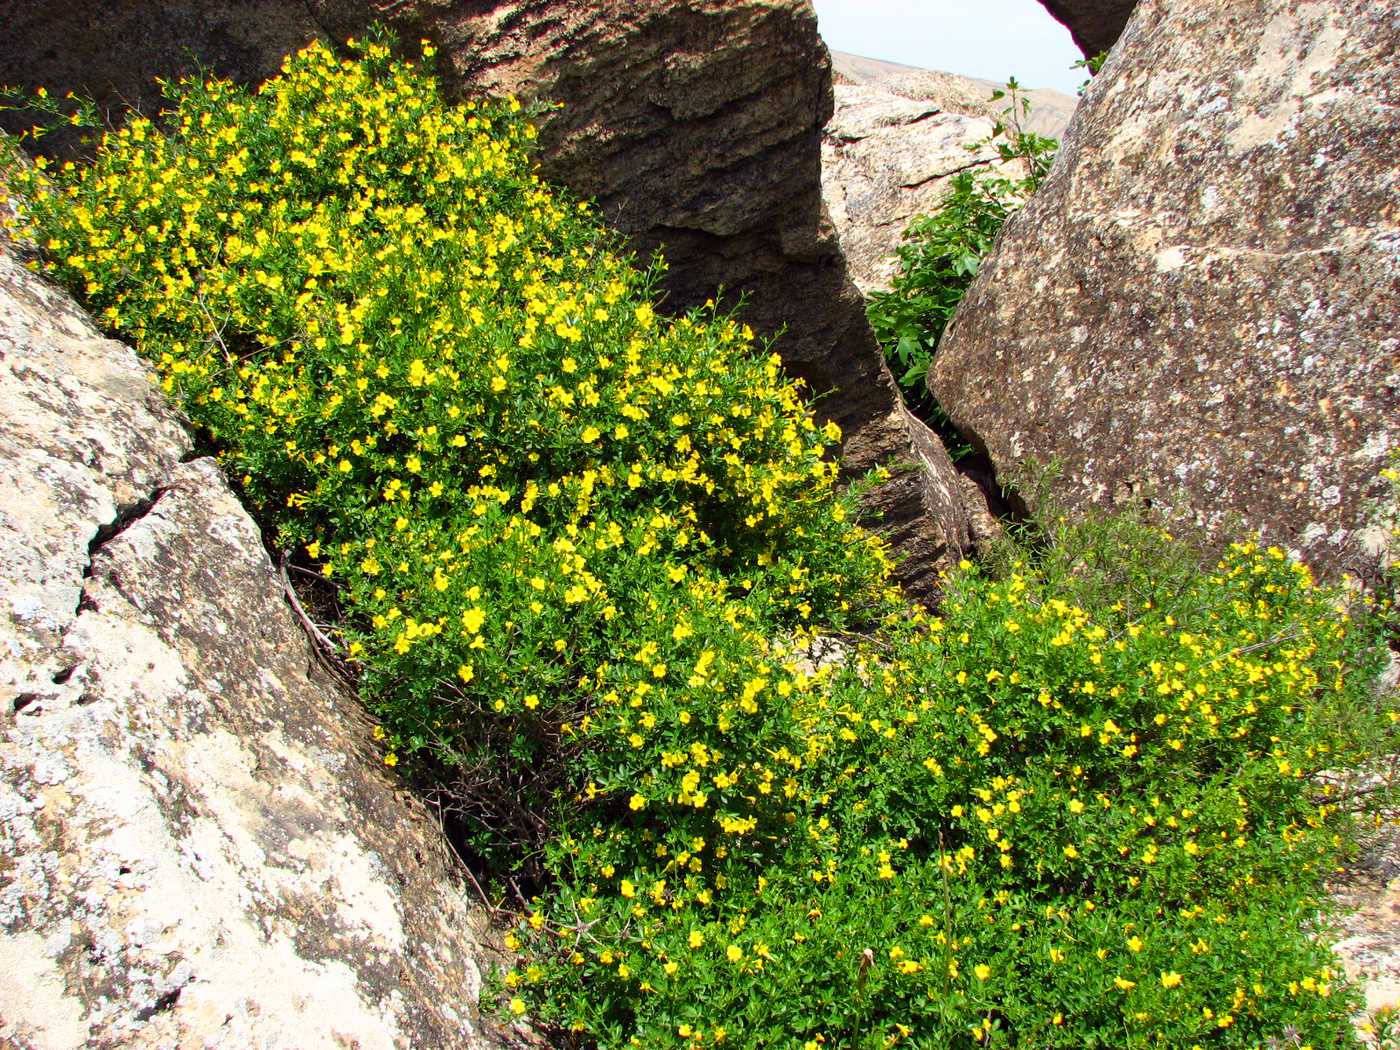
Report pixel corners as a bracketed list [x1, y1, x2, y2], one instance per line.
[0, 237, 512, 1047]
[0, 0, 976, 599]
[823, 51, 1077, 293]
[931, 0, 1400, 580]
[1036, 0, 1137, 58]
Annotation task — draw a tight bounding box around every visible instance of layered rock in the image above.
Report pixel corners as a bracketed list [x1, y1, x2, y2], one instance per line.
[831, 52, 1078, 140]
[931, 0, 1400, 580]
[0, 0, 976, 599]
[823, 51, 1077, 293]
[0, 238, 510, 1048]
[1036, 0, 1137, 58]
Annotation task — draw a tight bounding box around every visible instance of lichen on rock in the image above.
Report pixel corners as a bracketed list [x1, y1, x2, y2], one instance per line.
[0, 237, 510, 1048]
[932, 0, 1400, 582]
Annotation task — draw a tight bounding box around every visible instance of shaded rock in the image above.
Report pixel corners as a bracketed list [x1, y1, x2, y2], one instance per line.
[0, 238, 509, 1047]
[0, 0, 976, 598]
[931, 0, 1400, 581]
[0, 1, 328, 156]
[1036, 0, 1137, 58]
[823, 52, 1078, 293]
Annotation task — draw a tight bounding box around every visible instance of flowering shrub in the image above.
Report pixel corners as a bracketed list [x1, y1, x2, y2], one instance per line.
[0, 37, 896, 866]
[508, 517, 1396, 1048]
[4, 37, 1396, 1050]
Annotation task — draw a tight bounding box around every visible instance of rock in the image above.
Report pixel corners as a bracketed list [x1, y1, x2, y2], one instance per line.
[931, 0, 1400, 581]
[823, 52, 1078, 293]
[0, 0, 977, 598]
[1322, 751, 1400, 1029]
[1036, 0, 1137, 58]
[0, 237, 510, 1047]
[831, 52, 1078, 141]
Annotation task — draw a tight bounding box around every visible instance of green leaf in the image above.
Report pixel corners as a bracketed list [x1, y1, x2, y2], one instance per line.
[900, 360, 928, 387]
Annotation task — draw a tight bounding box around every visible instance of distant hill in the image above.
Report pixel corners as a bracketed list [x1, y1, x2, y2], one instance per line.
[831, 51, 1078, 141]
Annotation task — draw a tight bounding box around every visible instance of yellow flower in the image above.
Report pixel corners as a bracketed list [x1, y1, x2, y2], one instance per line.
[620, 879, 635, 898]
[975, 964, 991, 980]
[726, 944, 743, 963]
[509, 997, 526, 1016]
[1161, 971, 1183, 988]
[688, 930, 705, 949]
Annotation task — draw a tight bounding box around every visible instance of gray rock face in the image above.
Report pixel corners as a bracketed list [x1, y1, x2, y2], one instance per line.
[0, 240, 508, 1048]
[1037, 0, 1137, 58]
[823, 53, 1078, 293]
[931, 0, 1400, 580]
[0, 0, 977, 598]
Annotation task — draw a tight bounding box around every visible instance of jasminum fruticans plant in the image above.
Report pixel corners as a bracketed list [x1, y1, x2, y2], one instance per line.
[4, 35, 1397, 1050]
[0, 32, 898, 867]
[502, 511, 1396, 1048]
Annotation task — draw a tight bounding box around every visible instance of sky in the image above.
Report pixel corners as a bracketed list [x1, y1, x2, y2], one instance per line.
[810, 0, 1085, 94]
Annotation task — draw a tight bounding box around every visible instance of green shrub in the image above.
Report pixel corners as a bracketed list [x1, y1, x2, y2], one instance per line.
[867, 80, 1057, 453]
[5, 39, 1397, 1050]
[866, 170, 1012, 421]
[507, 514, 1396, 1048]
[1074, 52, 1110, 94]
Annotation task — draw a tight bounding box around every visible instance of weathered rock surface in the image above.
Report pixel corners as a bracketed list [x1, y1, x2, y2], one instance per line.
[931, 0, 1400, 580]
[0, 0, 977, 598]
[823, 52, 1077, 293]
[1036, 0, 1137, 58]
[1330, 811, 1400, 1021]
[832, 53, 1078, 140]
[0, 239, 508, 1047]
